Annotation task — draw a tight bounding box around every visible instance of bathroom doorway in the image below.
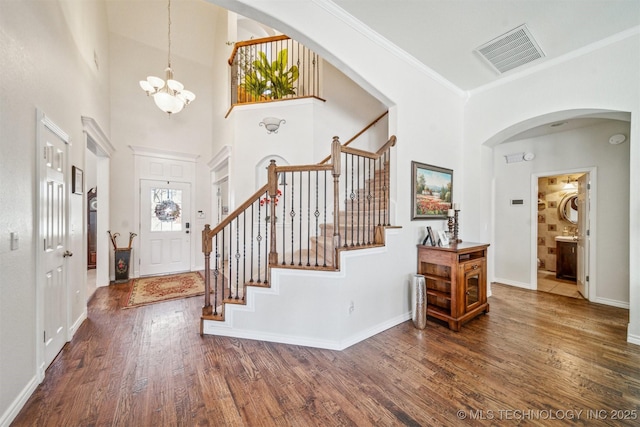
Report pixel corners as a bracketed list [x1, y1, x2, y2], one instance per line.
[533, 169, 593, 299]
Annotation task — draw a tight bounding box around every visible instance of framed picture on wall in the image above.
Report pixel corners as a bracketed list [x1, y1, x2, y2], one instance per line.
[72, 166, 83, 195]
[411, 161, 453, 220]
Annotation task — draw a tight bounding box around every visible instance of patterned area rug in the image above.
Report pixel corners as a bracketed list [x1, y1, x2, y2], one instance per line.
[125, 272, 205, 308]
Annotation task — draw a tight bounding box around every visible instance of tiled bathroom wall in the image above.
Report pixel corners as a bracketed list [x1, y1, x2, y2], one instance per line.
[537, 174, 580, 272]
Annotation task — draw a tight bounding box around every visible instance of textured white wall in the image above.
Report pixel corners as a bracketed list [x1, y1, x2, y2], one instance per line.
[0, 0, 111, 423]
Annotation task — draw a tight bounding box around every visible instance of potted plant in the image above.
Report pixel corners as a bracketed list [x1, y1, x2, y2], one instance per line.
[241, 49, 299, 100]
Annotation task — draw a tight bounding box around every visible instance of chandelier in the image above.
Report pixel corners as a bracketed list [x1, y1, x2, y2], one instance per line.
[139, 0, 195, 114]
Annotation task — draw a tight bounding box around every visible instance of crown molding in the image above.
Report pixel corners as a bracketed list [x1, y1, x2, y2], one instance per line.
[310, 0, 465, 97]
[129, 145, 199, 162]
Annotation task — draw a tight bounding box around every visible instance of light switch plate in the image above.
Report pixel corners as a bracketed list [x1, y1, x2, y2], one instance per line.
[10, 232, 18, 250]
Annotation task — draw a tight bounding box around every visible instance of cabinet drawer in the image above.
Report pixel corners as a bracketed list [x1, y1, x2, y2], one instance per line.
[461, 259, 485, 273]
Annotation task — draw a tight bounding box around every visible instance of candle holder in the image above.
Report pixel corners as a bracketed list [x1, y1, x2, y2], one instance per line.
[447, 215, 455, 241]
[453, 209, 462, 243]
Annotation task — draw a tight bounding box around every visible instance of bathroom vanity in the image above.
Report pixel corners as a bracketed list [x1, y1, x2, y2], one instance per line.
[556, 236, 577, 281]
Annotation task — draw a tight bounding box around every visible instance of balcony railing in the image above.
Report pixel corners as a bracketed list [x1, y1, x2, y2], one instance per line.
[228, 35, 321, 106]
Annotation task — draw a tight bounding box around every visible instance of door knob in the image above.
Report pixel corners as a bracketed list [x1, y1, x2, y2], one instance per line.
[63, 250, 73, 258]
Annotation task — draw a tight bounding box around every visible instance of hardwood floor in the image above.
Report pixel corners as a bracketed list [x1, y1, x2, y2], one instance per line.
[12, 282, 640, 426]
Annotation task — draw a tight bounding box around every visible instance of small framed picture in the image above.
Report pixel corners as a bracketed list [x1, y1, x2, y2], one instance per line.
[421, 226, 438, 246]
[437, 230, 450, 246]
[72, 166, 83, 195]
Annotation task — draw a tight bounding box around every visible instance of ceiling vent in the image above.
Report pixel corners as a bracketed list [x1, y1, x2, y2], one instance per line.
[475, 24, 545, 74]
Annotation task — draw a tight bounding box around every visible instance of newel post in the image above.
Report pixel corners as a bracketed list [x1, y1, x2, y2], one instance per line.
[202, 224, 213, 317]
[331, 136, 342, 265]
[267, 160, 278, 265]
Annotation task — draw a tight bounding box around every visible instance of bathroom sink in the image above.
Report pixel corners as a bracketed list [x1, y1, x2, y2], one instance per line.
[555, 235, 578, 242]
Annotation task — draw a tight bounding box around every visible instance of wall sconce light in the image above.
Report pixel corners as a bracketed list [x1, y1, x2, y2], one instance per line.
[259, 117, 285, 134]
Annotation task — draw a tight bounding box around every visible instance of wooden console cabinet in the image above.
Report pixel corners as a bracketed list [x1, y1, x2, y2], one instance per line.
[417, 242, 490, 331]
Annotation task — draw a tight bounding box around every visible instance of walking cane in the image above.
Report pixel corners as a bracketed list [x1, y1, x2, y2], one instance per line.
[128, 232, 137, 250]
[107, 230, 119, 250]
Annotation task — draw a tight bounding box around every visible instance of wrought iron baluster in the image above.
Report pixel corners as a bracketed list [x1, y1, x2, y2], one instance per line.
[298, 171, 303, 266]
[376, 157, 381, 226]
[367, 158, 372, 244]
[242, 211, 246, 300]
[349, 154, 355, 247]
[356, 154, 361, 246]
[323, 170, 327, 267]
[250, 204, 254, 283]
[234, 217, 240, 300]
[221, 228, 226, 301]
[289, 172, 296, 265]
[257, 197, 262, 283]
[343, 152, 348, 248]
[314, 171, 320, 267]
[383, 150, 389, 226]
[213, 234, 219, 315]
[264, 190, 269, 284]
[306, 170, 311, 266]
[281, 172, 287, 265]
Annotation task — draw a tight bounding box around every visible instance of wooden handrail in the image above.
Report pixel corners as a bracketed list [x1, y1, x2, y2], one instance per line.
[341, 135, 397, 160]
[343, 111, 389, 148]
[276, 164, 333, 173]
[319, 111, 389, 164]
[228, 35, 291, 66]
[375, 134, 397, 156]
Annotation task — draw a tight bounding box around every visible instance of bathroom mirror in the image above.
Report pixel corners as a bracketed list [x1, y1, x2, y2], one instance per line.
[558, 193, 578, 224]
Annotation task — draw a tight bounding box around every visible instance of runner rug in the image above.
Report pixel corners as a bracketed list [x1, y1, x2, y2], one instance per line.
[125, 272, 205, 308]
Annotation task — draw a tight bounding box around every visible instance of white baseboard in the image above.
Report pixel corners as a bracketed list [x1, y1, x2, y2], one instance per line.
[203, 311, 412, 351]
[339, 312, 411, 350]
[69, 310, 87, 337]
[0, 375, 39, 427]
[627, 329, 640, 346]
[592, 296, 629, 309]
[492, 278, 534, 290]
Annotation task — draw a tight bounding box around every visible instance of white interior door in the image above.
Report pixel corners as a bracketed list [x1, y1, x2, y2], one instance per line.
[40, 117, 70, 368]
[577, 173, 590, 299]
[139, 180, 191, 276]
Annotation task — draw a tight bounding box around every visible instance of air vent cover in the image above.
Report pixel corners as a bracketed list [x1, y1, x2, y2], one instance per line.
[475, 24, 545, 74]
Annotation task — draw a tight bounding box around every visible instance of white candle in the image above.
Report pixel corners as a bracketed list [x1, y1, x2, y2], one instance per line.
[448, 209, 454, 217]
[453, 203, 459, 210]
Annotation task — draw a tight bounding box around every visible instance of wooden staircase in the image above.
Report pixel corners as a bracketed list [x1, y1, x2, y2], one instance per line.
[200, 135, 396, 328]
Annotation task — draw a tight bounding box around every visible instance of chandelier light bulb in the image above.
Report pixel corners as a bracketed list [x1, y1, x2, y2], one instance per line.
[139, 0, 195, 114]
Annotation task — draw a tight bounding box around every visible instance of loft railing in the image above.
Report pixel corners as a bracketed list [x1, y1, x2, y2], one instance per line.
[228, 35, 321, 106]
[201, 135, 397, 319]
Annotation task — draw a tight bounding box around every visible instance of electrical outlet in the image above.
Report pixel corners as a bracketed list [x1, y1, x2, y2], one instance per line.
[197, 210, 205, 219]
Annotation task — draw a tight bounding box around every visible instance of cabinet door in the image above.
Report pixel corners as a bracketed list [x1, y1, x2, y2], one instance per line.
[459, 259, 486, 313]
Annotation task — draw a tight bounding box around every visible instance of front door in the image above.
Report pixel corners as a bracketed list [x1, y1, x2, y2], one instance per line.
[139, 180, 191, 276]
[39, 113, 70, 368]
[577, 173, 590, 299]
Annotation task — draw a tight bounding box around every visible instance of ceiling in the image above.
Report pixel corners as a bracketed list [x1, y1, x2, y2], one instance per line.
[106, 0, 638, 138]
[333, 0, 640, 91]
[106, 0, 640, 91]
